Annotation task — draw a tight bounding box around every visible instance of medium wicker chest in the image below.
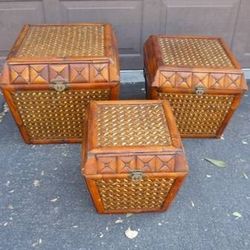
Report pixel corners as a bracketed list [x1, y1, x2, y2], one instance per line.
[144, 35, 248, 138]
[82, 100, 188, 214]
[0, 23, 120, 144]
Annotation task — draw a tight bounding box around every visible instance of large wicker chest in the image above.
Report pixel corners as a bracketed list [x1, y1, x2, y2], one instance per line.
[144, 35, 248, 138]
[82, 100, 188, 214]
[0, 23, 120, 144]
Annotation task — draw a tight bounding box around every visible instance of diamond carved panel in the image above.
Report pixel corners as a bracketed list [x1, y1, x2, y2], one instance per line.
[137, 156, 156, 172]
[117, 156, 136, 173]
[209, 73, 225, 88]
[224, 74, 242, 89]
[10, 65, 29, 84]
[192, 73, 209, 88]
[49, 64, 69, 81]
[30, 65, 49, 84]
[160, 71, 176, 87]
[175, 72, 192, 88]
[97, 157, 116, 174]
[70, 64, 89, 83]
[90, 64, 109, 82]
[155, 155, 175, 172]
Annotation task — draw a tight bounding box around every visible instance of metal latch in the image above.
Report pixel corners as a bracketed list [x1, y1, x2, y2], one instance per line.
[195, 84, 205, 96]
[51, 79, 68, 92]
[130, 170, 144, 182]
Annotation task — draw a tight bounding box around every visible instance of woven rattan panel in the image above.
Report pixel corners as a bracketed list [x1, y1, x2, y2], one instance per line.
[11, 89, 110, 140]
[158, 92, 234, 135]
[96, 103, 171, 147]
[16, 25, 104, 57]
[158, 37, 234, 68]
[96, 177, 175, 211]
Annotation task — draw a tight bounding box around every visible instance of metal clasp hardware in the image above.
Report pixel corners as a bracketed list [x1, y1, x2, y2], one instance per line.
[130, 170, 144, 182]
[195, 84, 205, 96]
[51, 79, 68, 92]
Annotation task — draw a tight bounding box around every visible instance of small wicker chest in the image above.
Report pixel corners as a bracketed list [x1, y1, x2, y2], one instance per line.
[144, 35, 248, 138]
[0, 23, 120, 144]
[82, 100, 188, 214]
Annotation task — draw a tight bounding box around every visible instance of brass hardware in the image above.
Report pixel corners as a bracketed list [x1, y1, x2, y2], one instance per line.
[130, 170, 144, 182]
[51, 79, 68, 92]
[195, 84, 205, 96]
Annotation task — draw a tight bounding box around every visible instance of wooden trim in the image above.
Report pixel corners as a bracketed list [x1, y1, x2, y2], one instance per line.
[215, 94, 243, 137]
[109, 28, 120, 82]
[6, 25, 30, 61]
[84, 152, 187, 175]
[81, 106, 90, 168]
[153, 34, 232, 40]
[161, 175, 187, 211]
[7, 57, 111, 64]
[162, 101, 182, 149]
[1, 62, 120, 86]
[157, 67, 243, 75]
[2, 82, 119, 91]
[156, 87, 245, 95]
[2, 88, 31, 143]
[89, 99, 165, 105]
[88, 102, 98, 153]
[85, 178, 105, 214]
[180, 134, 221, 139]
[89, 146, 181, 155]
[110, 83, 120, 99]
[104, 24, 113, 59]
[151, 36, 165, 68]
[241, 77, 248, 91]
[218, 37, 241, 69]
[84, 172, 187, 179]
[27, 138, 82, 144]
[22, 23, 109, 27]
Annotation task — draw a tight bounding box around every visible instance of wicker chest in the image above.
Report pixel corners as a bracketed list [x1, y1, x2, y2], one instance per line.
[144, 35, 248, 138]
[0, 23, 120, 144]
[82, 100, 188, 214]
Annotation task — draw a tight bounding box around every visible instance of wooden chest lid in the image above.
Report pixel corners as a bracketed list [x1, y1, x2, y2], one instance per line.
[0, 23, 120, 84]
[144, 35, 247, 91]
[158, 36, 235, 69]
[83, 100, 188, 175]
[8, 23, 111, 61]
[86, 100, 183, 154]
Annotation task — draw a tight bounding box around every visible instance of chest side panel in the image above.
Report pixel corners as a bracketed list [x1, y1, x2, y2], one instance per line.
[10, 88, 111, 142]
[157, 92, 236, 137]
